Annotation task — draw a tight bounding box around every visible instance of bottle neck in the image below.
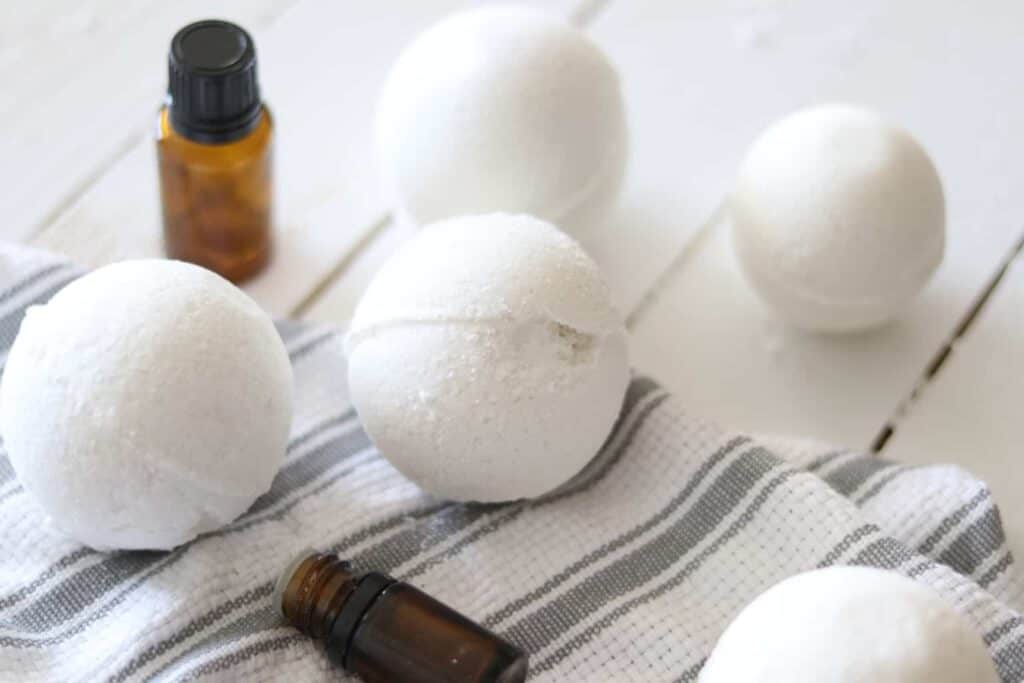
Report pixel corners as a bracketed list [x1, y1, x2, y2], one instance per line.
[167, 101, 264, 144]
[279, 554, 359, 640]
[277, 552, 529, 681]
[279, 553, 401, 670]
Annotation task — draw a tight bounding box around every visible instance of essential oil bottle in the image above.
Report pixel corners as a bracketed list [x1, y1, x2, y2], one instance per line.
[276, 551, 529, 683]
[156, 19, 272, 283]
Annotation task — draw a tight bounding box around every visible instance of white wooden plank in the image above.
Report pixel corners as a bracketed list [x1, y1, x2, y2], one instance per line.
[301, 220, 412, 326]
[303, 0, 1021, 332]
[572, 0, 870, 314]
[308, 0, 792, 321]
[883, 247, 1024, 558]
[32, 0, 582, 318]
[616, 0, 1024, 447]
[0, 0, 297, 242]
[290, 1, 615, 326]
[629, 217, 955, 446]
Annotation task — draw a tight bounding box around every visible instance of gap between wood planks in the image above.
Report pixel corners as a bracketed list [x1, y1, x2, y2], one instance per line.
[627, 201, 1024, 457]
[287, 0, 615, 320]
[869, 227, 1024, 453]
[625, 202, 725, 331]
[290, 213, 391, 318]
[20, 0, 1011, 462]
[26, 0, 1010, 458]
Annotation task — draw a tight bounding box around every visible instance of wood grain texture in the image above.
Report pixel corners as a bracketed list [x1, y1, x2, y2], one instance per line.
[0, 0, 297, 242]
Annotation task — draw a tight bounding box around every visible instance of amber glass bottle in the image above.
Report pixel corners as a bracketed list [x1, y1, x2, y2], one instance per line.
[156, 20, 272, 283]
[277, 552, 529, 683]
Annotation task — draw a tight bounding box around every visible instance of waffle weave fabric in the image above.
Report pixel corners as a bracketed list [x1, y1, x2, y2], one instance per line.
[0, 244, 1022, 682]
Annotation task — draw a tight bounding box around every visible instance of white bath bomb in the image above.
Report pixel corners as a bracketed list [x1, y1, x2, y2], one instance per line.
[0, 260, 293, 550]
[347, 214, 629, 502]
[700, 567, 999, 683]
[731, 104, 945, 332]
[376, 6, 628, 233]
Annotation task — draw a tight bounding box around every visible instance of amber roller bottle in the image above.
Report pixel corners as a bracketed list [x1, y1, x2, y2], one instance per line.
[156, 20, 272, 283]
[276, 551, 529, 683]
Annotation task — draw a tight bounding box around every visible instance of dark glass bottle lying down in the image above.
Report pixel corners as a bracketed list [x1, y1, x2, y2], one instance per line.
[276, 551, 529, 682]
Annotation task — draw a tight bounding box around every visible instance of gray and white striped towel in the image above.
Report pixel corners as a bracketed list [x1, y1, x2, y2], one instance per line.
[1, 243, 1023, 682]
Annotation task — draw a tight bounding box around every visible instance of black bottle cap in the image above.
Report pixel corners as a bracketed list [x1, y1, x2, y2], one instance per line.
[167, 20, 262, 143]
[325, 572, 396, 669]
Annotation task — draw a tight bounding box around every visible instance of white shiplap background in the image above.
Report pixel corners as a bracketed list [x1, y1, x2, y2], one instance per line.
[3, 0, 1024, 550]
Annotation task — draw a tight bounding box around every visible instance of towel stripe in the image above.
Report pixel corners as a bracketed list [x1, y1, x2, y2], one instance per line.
[516, 448, 783, 661]
[981, 552, 1015, 589]
[166, 424, 758, 682]
[821, 456, 897, 497]
[0, 263, 73, 310]
[0, 276, 80, 350]
[0, 414, 365, 644]
[675, 658, 706, 683]
[179, 632, 305, 682]
[919, 487, 992, 555]
[119, 382, 667, 681]
[854, 465, 912, 505]
[936, 506, 1006, 578]
[482, 436, 750, 629]
[0, 448, 15, 488]
[816, 524, 883, 568]
[0, 341, 351, 617]
[1, 248, 1022, 682]
[533, 467, 796, 674]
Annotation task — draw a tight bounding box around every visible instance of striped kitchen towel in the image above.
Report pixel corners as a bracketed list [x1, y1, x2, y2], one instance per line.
[1, 243, 1023, 682]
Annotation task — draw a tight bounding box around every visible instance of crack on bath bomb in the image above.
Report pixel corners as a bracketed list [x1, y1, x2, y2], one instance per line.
[347, 214, 629, 503]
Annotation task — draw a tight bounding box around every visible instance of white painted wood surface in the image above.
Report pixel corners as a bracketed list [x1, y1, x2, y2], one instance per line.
[29, 0, 581, 317]
[0, 0, 298, 242]
[4, 0, 1024, 538]
[886, 244, 1024, 557]
[615, 0, 1024, 449]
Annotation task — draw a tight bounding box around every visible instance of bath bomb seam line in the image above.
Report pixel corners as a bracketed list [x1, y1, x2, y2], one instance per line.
[346, 214, 630, 502]
[346, 314, 620, 353]
[733, 225, 944, 308]
[518, 129, 627, 224]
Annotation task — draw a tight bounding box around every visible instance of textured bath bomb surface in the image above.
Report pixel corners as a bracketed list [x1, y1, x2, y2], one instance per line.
[376, 6, 628, 233]
[731, 104, 945, 332]
[700, 566, 999, 683]
[0, 260, 294, 550]
[346, 214, 630, 502]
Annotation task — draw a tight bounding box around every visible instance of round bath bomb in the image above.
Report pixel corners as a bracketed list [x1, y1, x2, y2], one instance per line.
[0, 260, 293, 550]
[731, 104, 945, 332]
[700, 567, 999, 683]
[375, 6, 628, 233]
[346, 214, 629, 502]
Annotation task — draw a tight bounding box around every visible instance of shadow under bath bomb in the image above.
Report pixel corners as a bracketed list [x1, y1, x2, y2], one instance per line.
[731, 104, 945, 333]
